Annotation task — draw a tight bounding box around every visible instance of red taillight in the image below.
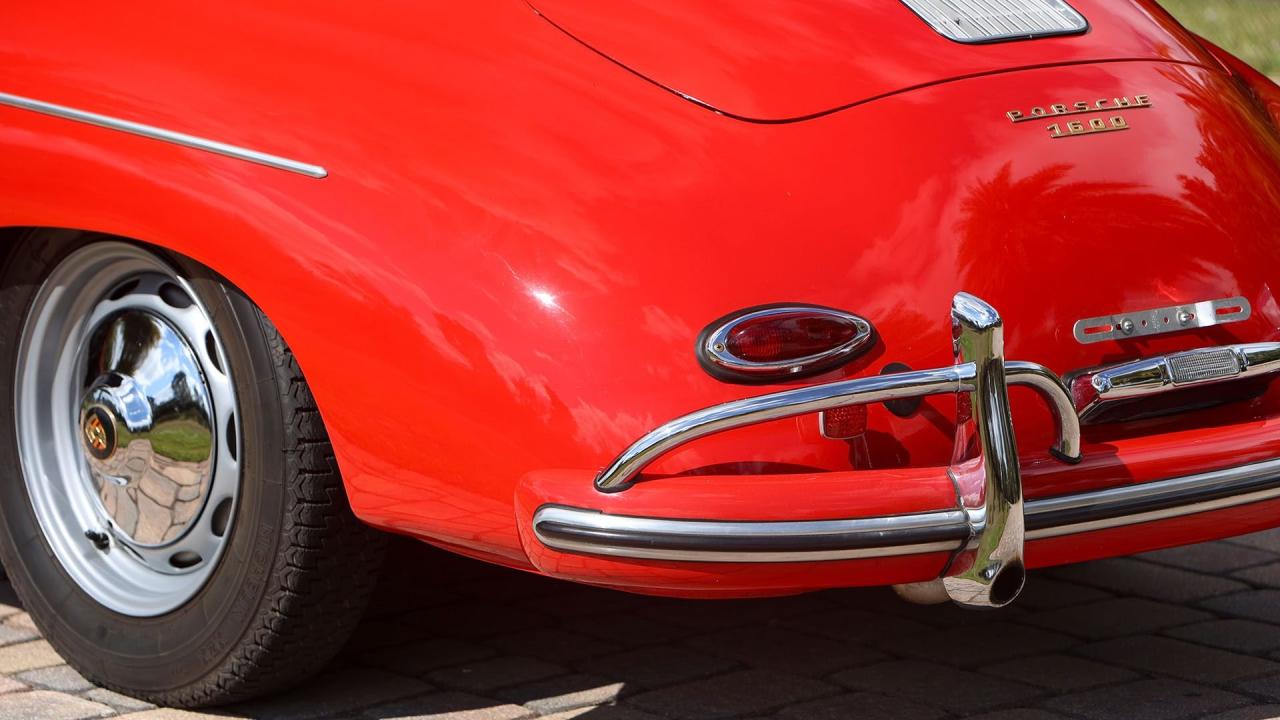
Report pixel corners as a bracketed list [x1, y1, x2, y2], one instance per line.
[726, 314, 859, 363]
[698, 304, 875, 384]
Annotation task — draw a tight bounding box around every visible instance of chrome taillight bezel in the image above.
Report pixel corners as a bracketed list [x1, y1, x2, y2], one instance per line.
[696, 304, 875, 385]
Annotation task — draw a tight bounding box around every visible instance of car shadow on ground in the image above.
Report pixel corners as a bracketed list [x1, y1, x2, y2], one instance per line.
[216, 532, 1280, 720]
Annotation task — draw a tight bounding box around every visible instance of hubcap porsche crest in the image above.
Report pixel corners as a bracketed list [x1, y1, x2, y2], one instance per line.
[82, 408, 113, 459]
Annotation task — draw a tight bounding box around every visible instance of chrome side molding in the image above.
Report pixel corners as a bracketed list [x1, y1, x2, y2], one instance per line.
[1071, 342, 1280, 422]
[0, 91, 328, 178]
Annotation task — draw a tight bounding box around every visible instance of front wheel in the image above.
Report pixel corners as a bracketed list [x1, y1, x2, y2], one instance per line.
[0, 231, 385, 706]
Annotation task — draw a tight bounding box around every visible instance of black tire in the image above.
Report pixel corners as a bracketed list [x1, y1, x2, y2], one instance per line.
[0, 229, 386, 706]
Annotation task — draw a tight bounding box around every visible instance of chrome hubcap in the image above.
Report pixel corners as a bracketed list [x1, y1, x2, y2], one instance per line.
[16, 243, 240, 617]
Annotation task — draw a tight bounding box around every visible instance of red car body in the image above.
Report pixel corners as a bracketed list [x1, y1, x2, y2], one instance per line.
[3, 0, 1280, 602]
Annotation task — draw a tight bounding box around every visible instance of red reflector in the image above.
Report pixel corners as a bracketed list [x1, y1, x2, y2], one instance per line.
[726, 314, 859, 363]
[821, 404, 868, 439]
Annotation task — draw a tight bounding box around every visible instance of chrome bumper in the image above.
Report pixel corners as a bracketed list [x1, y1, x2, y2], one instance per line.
[534, 292, 1278, 609]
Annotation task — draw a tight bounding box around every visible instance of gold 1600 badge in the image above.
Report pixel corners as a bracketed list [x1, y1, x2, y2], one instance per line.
[1006, 94, 1152, 139]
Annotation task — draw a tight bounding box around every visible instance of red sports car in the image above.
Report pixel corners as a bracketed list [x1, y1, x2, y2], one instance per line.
[0, 0, 1278, 707]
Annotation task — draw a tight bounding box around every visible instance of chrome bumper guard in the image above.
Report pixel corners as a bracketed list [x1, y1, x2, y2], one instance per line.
[533, 293, 1280, 609]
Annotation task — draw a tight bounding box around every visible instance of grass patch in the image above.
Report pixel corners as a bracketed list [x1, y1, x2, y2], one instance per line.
[117, 419, 213, 464]
[1161, 0, 1280, 79]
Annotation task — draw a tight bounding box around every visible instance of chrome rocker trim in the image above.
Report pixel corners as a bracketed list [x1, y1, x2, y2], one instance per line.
[0, 91, 328, 178]
[534, 456, 1280, 561]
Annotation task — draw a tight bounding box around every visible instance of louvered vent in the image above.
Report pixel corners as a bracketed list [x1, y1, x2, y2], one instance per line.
[900, 0, 1088, 43]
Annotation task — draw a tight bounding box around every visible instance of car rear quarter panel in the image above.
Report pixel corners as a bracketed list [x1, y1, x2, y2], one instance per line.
[1, 2, 1280, 581]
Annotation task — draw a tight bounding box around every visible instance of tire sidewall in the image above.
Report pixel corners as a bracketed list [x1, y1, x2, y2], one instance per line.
[0, 231, 287, 691]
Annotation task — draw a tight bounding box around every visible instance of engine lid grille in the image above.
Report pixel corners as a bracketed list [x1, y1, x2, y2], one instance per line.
[901, 0, 1088, 44]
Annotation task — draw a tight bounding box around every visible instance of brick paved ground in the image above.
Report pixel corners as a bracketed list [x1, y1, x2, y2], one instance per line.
[7, 533, 1280, 719]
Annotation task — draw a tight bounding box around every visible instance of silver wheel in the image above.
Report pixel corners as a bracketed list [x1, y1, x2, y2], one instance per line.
[15, 242, 241, 617]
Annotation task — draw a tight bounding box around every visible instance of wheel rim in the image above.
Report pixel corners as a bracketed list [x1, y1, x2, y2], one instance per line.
[15, 242, 241, 617]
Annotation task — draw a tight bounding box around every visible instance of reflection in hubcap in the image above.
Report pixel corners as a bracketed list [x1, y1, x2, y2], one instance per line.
[79, 311, 215, 547]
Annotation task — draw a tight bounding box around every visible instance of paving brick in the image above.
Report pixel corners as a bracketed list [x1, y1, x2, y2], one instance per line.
[0, 623, 39, 647]
[772, 691, 948, 720]
[406, 603, 554, 641]
[1226, 528, 1280, 553]
[359, 637, 496, 677]
[497, 674, 625, 714]
[780, 608, 934, 645]
[879, 622, 1074, 667]
[0, 640, 65, 673]
[540, 707, 659, 720]
[1077, 635, 1280, 683]
[563, 613, 688, 648]
[1231, 562, 1280, 588]
[16, 664, 93, 692]
[1015, 577, 1112, 609]
[684, 625, 886, 676]
[1203, 590, 1280, 623]
[83, 688, 155, 713]
[427, 656, 564, 693]
[341, 618, 441, 654]
[0, 690, 113, 720]
[1045, 678, 1248, 720]
[360, 691, 533, 720]
[490, 629, 619, 664]
[627, 669, 836, 720]
[965, 711, 1073, 720]
[637, 595, 833, 632]
[582, 645, 737, 689]
[1139, 542, 1276, 573]
[0, 675, 25, 695]
[1165, 619, 1280, 653]
[1232, 673, 1280, 701]
[115, 711, 234, 720]
[832, 660, 1042, 713]
[1051, 558, 1247, 603]
[981, 653, 1138, 690]
[4, 613, 37, 633]
[229, 667, 432, 719]
[1020, 598, 1212, 640]
[1204, 706, 1280, 719]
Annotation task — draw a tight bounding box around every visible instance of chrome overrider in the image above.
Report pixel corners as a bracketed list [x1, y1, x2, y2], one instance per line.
[532, 292, 1280, 609]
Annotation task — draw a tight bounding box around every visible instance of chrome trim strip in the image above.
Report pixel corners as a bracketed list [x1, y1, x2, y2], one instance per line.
[1006, 361, 1082, 461]
[1071, 342, 1280, 422]
[535, 458, 1280, 563]
[594, 363, 978, 492]
[533, 505, 970, 562]
[1025, 456, 1280, 538]
[0, 91, 327, 179]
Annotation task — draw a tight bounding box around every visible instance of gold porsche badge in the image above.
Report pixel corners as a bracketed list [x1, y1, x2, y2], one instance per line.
[1006, 94, 1152, 139]
[84, 413, 108, 453]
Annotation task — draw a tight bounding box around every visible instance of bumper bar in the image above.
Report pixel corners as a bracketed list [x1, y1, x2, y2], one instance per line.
[535, 456, 1280, 562]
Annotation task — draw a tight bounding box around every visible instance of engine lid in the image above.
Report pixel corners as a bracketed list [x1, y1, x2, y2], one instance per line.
[530, 0, 1215, 122]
